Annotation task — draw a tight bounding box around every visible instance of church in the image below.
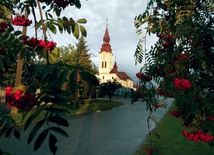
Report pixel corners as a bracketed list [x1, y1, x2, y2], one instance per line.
[96, 25, 134, 96]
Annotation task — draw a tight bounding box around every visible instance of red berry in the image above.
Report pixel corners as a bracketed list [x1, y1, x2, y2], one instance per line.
[6, 86, 13, 93]
[15, 89, 23, 95]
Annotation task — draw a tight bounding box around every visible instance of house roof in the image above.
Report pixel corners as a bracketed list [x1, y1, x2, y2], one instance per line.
[110, 68, 133, 81]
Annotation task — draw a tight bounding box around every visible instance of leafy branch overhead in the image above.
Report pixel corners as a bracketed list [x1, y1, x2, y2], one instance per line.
[0, 0, 96, 155]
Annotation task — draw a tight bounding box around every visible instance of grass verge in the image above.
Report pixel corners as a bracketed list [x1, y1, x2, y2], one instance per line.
[134, 104, 214, 155]
[69, 99, 123, 115]
[9, 99, 123, 125]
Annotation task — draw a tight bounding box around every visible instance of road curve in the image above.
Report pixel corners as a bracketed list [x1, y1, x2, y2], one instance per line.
[0, 98, 173, 155]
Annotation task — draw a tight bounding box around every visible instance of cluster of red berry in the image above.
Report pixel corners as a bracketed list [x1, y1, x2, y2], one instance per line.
[157, 88, 174, 98]
[178, 53, 187, 61]
[23, 37, 57, 51]
[189, 37, 202, 47]
[0, 47, 6, 54]
[0, 22, 8, 32]
[146, 148, 152, 155]
[157, 34, 175, 49]
[174, 53, 189, 64]
[208, 116, 214, 121]
[54, 0, 69, 8]
[11, 15, 32, 27]
[170, 110, 182, 118]
[182, 130, 213, 142]
[136, 72, 152, 81]
[173, 78, 192, 90]
[152, 104, 162, 108]
[6, 86, 37, 111]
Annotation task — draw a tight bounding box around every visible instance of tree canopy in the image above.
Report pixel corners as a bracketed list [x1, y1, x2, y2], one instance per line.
[98, 79, 121, 102]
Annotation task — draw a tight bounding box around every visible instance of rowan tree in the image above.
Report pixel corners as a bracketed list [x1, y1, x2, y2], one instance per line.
[133, 0, 214, 153]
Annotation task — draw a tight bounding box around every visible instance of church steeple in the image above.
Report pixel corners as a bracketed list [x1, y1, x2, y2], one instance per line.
[98, 21, 113, 74]
[100, 20, 112, 52]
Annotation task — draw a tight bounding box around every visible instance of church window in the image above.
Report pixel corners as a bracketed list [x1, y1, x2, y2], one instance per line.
[102, 61, 107, 68]
[103, 76, 105, 79]
[102, 61, 104, 68]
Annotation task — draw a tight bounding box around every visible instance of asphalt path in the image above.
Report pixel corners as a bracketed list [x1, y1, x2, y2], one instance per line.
[0, 98, 173, 155]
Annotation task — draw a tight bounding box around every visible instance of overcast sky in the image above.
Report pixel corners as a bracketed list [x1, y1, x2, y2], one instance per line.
[47, 0, 156, 83]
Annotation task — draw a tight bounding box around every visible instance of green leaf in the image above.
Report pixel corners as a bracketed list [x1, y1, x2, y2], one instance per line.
[47, 13, 53, 18]
[62, 16, 69, 29]
[136, 29, 142, 35]
[5, 126, 14, 138]
[49, 134, 58, 155]
[35, 20, 42, 29]
[48, 23, 57, 34]
[42, 6, 46, 10]
[0, 116, 7, 126]
[25, 110, 42, 130]
[73, 23, 79, 39]
[28, 119, 46, 144]
[67, 25, 71, 34]
[28, 65, 43, 82]
[48, 116, 69, 127]
[79, 25, 87, 37]
[55, 8, 61, 17]
[13, 129, 20, 140]
[44, 107, 70, 115]
[48, 66, 62, 87]
[56, 69, 69, 88]
[69, 70, 77, 93]
[0, 61, 4, 69]
[77, 18, 87, 24]
[13, 31, 22, 36]
[56, 18, 63, 33]
[34, 129, 49, 152]
[39, 65, 53, 81]
[79, 71, 99, 85]
[50, 127, 68, 137]
[73, 0, 81, 9]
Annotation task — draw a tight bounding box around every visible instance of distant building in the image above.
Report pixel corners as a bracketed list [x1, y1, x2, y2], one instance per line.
[96, 25, 134, 96]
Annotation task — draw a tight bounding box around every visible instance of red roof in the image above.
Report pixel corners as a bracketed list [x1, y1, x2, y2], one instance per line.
[110, 68, 132, 81]
[100, 27, 112, 52]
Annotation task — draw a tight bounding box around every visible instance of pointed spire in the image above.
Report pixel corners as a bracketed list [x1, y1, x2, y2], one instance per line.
[113, 59, 118, 71]
[103, 19, 110, 42]
[100, 20, 112, 52]
[103, 27, 110, 42]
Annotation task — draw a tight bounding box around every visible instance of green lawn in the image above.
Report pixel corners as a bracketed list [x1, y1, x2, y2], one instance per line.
[134, 104, 214, 155]
[10, 99, 123, 125]
[69, 99, 123, 115]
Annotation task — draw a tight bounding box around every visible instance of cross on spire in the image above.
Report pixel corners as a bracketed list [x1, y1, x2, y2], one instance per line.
[106, 18, 108, 28]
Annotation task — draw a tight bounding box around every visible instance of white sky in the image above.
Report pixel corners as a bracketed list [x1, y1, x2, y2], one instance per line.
[32, 0, 157, 83]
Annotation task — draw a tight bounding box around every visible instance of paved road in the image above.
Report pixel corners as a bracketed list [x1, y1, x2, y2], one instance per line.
[0, 98, 173, 155]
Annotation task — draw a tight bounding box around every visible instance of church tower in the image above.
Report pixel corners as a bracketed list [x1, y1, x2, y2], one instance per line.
[98, 24, 113, 74]
[96, 22, 134, 93]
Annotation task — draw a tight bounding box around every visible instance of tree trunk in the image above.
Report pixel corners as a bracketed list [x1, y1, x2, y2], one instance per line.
[11, 54, 24, 114]
[11, 11, 28, 115]
[109, 95, 112, 102]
